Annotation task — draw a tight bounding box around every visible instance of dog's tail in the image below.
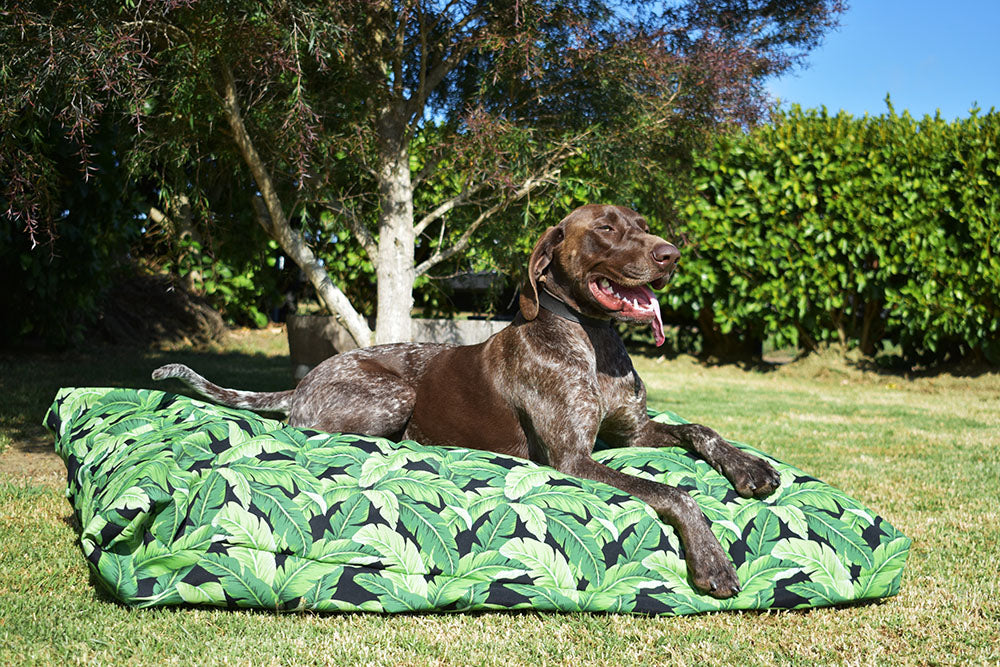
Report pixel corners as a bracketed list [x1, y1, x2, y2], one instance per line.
[152, 363, 294, 415]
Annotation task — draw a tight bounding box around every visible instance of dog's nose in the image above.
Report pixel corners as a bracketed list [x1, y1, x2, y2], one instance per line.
[651, 242, 680, 267]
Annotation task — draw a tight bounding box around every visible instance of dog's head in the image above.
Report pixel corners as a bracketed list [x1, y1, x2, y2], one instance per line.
[520, 204, 679, 346]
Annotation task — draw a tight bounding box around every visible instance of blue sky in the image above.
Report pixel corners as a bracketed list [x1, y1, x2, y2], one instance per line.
[767, 1, 1000, 120]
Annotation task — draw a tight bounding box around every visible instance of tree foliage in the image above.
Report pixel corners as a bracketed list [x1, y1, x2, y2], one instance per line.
[1, 0, 845, 345]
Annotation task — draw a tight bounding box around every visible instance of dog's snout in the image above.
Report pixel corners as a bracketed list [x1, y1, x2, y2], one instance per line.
[652, 242, 680, 267]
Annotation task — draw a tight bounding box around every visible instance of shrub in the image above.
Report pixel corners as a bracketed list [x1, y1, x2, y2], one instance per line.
[670, 105, 1000, 363]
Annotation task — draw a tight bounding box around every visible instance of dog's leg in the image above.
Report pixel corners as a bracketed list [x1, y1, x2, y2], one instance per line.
[563, 454, 742, 598]
[290, 378, 416, 437]
[633, 420, 781, 499]
[525, 411, 741, 599]
[285, 343, 454, 435]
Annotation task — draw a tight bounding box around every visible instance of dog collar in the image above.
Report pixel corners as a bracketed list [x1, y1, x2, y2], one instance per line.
[537, 289, 611, 329]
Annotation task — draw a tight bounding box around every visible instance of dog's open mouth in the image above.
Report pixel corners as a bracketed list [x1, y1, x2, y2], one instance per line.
[589, 277, 666, 347]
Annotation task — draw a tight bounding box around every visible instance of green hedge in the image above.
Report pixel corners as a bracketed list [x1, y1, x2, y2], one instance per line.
[665, 105, 1000, 363]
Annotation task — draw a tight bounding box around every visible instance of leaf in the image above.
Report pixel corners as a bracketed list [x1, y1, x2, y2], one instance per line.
[362, 489, 400, 527]
[375, 469, 464, 507]
[359, 451, 435, 487]
[464, 485, 506, 518]
[745, 508, 782, 558]
[771, 538, 853, 599]
[546, 513, 603, 585]
[776, 481, 856, 514]
[354, 573, 430, 612]
[426, 575, 482, 608]
[251, 485, 310, 554]
[650, 590, 719, 615]
[592, 561, 655, 596]
[176, 581, 226, 605]
[621, 516, 670, 561]
[735, 555, 799, 601]
[807, 512, 874, 569]
[452, 551, 519, 582]
[499, 537, 576, 590]
[505, 584, 581, 611]
[326, 493, 373, 540]
[841, 507, 875, 533]
[228, 546, 277, 586]
[640, 549, 687, 585]
[213, 433, 285, 466]
[230, 459, 314, 496]
[504, 466, 555, 500]
[510, 502, 547, 540]
[853, 536, 911, 599]
[475, 505, 518, 550]
[97, 553, 138, 601]
[169, 524, 217, 556]
[133, 547, 202, 580]
[353, 523, 427, 575]
[188, 470, 228, 526]
[109, 485, 150, 512]
[769, 504, 809, 539]
[213, 502, 277, 551]
[305, 538, 380, 566]
[199, 554, 279, 608]
[399, 502, 459, 574]
[272, 557, 333, 602]
[694, 493, 742, 546]
[518, 486, 609, 519]
[441, 504, 474, 532]
[446, 457, 514, 483]
[786, 581, 844, 607]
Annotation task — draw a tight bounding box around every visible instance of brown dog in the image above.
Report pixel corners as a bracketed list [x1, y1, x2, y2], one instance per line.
[154, 204, 780, 598]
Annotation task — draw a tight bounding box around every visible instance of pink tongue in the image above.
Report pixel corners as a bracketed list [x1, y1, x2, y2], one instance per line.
[649, 297, 665, 347]
[619, 284, 666, 347]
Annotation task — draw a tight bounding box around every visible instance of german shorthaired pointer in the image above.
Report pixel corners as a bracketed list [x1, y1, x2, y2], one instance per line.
[154, 204, 780, 598]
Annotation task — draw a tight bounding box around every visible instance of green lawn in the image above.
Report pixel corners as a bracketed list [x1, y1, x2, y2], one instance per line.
[1, 329, 998, 665]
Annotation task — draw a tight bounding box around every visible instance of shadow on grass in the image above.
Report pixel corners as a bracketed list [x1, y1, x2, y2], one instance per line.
[630, 336, 999, 380]
[0, 344, 294, 446]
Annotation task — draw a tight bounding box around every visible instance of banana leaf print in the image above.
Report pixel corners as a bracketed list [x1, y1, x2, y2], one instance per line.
[46, 387, 909, 615]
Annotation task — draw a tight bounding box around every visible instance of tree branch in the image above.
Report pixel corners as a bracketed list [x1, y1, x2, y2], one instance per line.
[325, 200, 379, 265]
[413, 178, 491, 236]
[413, 130, 588, 276]
[218, 61, 373, 347]
[404, 4, 486, 130]
[414, 165, 563, 277]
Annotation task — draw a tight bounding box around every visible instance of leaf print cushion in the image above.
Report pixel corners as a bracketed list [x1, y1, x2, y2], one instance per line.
[45, 387, 910, 614]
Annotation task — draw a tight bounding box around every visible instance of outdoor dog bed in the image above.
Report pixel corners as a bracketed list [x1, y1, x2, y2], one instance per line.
[45, 387, 909, 615]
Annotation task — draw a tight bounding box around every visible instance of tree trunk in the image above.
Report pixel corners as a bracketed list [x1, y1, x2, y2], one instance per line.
[374, 115, 416, 344]
[859, 298, 883, 356]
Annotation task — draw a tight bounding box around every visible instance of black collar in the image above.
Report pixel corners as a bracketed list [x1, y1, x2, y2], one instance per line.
[537, 289, 611, 328]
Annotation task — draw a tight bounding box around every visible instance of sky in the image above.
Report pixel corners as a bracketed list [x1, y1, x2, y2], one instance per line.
[767, 1, 1000, 120]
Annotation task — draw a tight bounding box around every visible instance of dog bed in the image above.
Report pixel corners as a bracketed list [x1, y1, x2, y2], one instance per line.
[45, 387, 909, 615]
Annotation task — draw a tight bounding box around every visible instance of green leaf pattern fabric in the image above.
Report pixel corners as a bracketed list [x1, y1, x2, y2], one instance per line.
[45, 387, 909, 614]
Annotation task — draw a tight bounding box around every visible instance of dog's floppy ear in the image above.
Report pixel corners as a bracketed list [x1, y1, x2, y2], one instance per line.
[520, 224, 564, 320]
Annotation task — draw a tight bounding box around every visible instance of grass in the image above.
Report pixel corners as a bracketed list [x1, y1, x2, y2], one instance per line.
[2, 328, 998, 665]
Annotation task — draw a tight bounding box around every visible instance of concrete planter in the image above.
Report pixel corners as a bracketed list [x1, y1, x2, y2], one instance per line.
[286, 314, 510, 380]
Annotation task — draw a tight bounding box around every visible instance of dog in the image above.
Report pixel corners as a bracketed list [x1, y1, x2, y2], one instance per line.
[153, 204, 780, 598]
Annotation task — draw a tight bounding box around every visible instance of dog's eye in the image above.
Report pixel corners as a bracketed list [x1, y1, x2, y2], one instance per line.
[597, 225, 614, 232]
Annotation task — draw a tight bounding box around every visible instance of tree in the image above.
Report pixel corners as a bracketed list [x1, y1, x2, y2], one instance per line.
[2, 0, 845, 346]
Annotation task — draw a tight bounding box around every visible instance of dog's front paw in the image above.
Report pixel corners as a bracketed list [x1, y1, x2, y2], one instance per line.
[688, 544, 741, 599]
[724, 452, 781, 499]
